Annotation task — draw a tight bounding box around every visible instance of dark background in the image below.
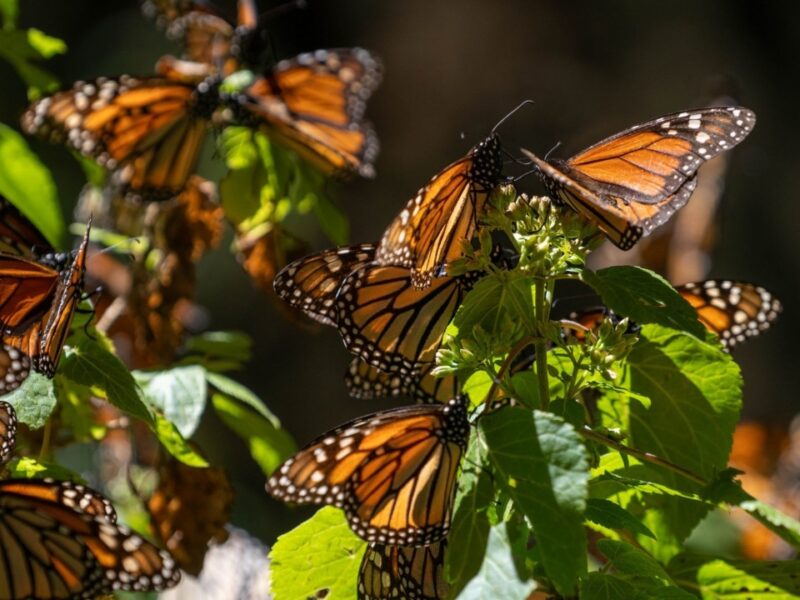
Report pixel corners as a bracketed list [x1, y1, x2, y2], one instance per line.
[2, 0, 798, 544]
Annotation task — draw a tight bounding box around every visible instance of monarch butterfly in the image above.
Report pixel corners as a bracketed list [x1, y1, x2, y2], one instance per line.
[22, 74, 221, 202]
[679, 280, 781, 349]
[226, 47, 383, 179]
[345, 359, 456, 404]
[145, 0, 265, 78]
[0, 222, 91, 389]
[375, 134, 503, 288]
[0, 196, 57, 260]
[335, 262, 482, 374]
[358, 541, 448, 600]
[564, 280, 781, 351]
[0, 400, 16, 465]
[267, 396, 469, 545]
[521, 106, 756, 249]
[0, 477, 181, 597]
[273, 243, 377, 326]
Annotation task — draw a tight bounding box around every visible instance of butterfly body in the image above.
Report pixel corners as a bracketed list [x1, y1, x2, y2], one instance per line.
[376, 134, 504, 288]
[524, 106, 755, 249]
[267, 397, 469, 545]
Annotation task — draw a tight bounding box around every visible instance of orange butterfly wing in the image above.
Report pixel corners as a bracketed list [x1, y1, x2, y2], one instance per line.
[678, 280, 782, 349]
[358, 541, 448, 600]
[273, 243, 377, 326]
[375, 135, 503, 288]
[525, 107, 755, 249]
[234, 48, 382, 178]
[267, 398, 468, 545]
[22, 76, 211, 201]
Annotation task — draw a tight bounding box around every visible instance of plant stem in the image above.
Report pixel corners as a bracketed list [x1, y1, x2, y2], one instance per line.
[534, 279, 551, 411]
[484, 337, 535, 407]
[39, 418, 53, 462]
[579, 426, 707, 486]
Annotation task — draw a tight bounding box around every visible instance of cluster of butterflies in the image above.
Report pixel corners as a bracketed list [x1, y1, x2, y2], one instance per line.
[0, 0, 784, 597]
[264, 97, 780, 596]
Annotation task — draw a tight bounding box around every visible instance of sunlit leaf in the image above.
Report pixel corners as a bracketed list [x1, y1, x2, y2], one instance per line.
[270, 507, 366, 600]
[135, 366, 207, 438]
[5, 372, 56, 429]
[152, 412, 208, 468]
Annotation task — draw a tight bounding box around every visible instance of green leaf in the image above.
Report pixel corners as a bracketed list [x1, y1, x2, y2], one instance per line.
[184, 330, 252, 366]
[597, 539, 668, 581]
[7, 457, 84, 482]
[312, 193, 348, 245]
[212, 393, 295, 476]
[270, 507, 366, 600]
[206, 372, 279, 426]
[4, 372, 57, 429]
[479, 407, 588, 595]
[585, 498, 655, 539]
[0, 123, 65, 247]
[152, 412, 208, 467]
[135, 366, 207, 438]
[602, 324, 742, 558]
[668, 554, 800, 598]
[580, 573, 639, 600]
[454, 275, 534, 338]
[0, 28, 65, 97]
[445, 434, 494, 596]
[582, 266, 706, 338]
[60, 338, 153, 425]
[456, 524, 537, 600]
[0, 0, 17, 28]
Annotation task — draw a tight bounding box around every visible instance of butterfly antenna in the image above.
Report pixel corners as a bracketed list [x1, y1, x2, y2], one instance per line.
[543, 140, 562, 161]
[512, 166, 539, 183]
[491, 99, 535, 134]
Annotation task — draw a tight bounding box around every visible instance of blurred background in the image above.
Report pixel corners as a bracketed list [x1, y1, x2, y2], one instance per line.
[1, 0, 798, 551]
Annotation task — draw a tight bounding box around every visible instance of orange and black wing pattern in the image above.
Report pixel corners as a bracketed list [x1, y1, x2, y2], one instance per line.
[0, 478, 180, 598]
[523, 107, 756, 249]
[376, 135, 503, 288]
[335, 263, 473, 374]
[22, 76, 217, 202]
[678, 280, 782, 350]
[0, 401, 16, 465]
[345, 359, 457, 404]
[273, 243, 377, 326]
[358, 541, 448, 600]
[267, 397, 469, 546]
[230, 48, 382, 179]
[2, 223, 91, 379]
[0, 196, 54, 259]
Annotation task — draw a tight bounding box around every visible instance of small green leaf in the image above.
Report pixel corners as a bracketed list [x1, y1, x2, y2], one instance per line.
[60, 338, 153, 425]
[7, 457, 84, 482]
[0, 123, 65, 247]
[5, 372, 56, 429]
[586, 499, 655, 539]
[582, 266, 706, 338]
[135, 366, 207, 438]
[212, 393, 295, 476]
[457, 524, 537, 600]
[270, 507, 366, 600]
[480, 407, 588, 595]
[668, 554, 800, 598]
[0, 28, 65, 97]
[184, 330, 252, 366]
[596, 539, 668, 581]
[206, 372, 279, 426]
[454, 275, 534, 338]
[152, 412, 208, 467]
[445, 435, 494, 596]
[580, 572, 639, 600]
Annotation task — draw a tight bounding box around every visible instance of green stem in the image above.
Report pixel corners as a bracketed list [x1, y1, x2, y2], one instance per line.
[39, 419, 53, 462]
[534, 279, 552, 411]
[579, 426, 707, 486]
[483, 337, 535, 408]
